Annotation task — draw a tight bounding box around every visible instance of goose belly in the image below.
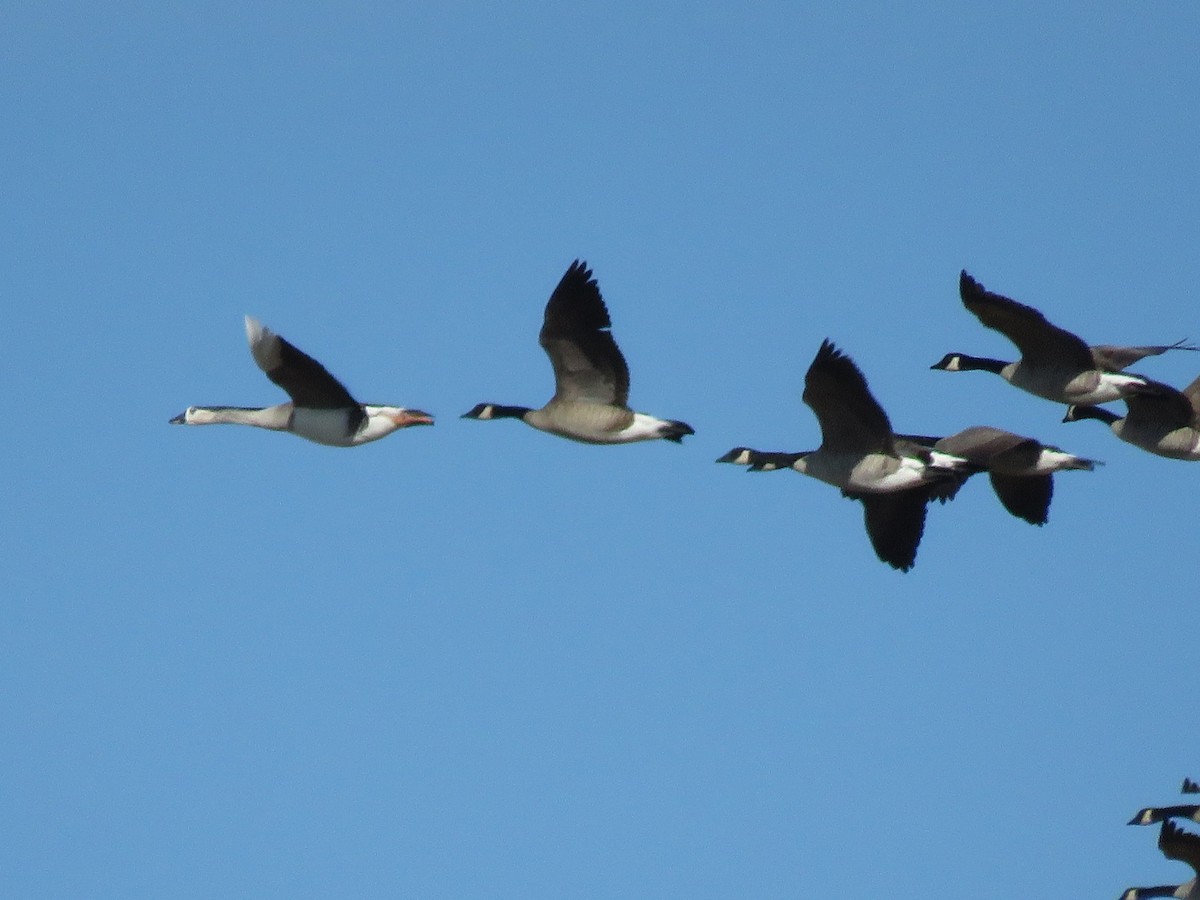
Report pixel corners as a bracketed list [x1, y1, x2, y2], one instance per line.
[802, 452, 932, 493]
[526, 404, 649, 444]
[1008, 364, 1139, 405]
[289, 407, 358, 446]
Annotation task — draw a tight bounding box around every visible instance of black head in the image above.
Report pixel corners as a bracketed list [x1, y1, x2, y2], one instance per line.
[716, 447, 754, 465]
[930, 353, 962, 371]
[1128, 807, 1159, 826]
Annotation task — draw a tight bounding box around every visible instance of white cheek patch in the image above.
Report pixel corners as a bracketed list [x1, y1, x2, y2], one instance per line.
[478, 405, 495, 420]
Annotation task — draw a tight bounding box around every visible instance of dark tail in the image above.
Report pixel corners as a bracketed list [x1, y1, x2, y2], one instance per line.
[660, 420, 695, 443]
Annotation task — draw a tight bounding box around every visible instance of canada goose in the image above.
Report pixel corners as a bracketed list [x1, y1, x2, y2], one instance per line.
[1185, 779, 1200, 795]
[896, 426, 1099, 526]
[1130, 806, 1200, 827]
[462, 260, 693, 445]
[170, 317, 433, 446]
[1119, 820, 1200, 899]
[1062, 375, 1200, 461]
[932, 271, 1195, 406]
[717, 340, 970, 571]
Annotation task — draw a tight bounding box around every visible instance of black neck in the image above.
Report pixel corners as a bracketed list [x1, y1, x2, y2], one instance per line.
[463, 403, 532, 421]
[958, 355, 1008, 374]
[1072, 405, 1120, 425]
[1159, 805, 1199, 818]
[490, 404, 531, 419]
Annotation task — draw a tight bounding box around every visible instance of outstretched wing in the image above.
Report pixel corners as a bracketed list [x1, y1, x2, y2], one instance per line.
[1159, 820, 1200, 874]
[245, 317, 360, 410]
[959, 271, 1094, 371]
[1091, 339, 1197, 372]
[802, 340, 895, 455]
[539, 260, 631, 406]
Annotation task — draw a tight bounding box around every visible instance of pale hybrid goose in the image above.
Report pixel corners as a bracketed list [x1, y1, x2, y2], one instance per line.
[895, 426, 1099, 526]
[1130, 806, 1200, 827]
[1119, 820, 1200, 899]
[717, 340, 971, 572]
[932, 271, 1195, 406]
[170, 317, 433, 446]
[462, 260, 693, 444]
[1063, 375, 1200, 461]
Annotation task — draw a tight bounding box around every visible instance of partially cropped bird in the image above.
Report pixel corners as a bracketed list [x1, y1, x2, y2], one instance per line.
[462, 260, 693, 445]
[1064, 375, 1200, 461]
[171, 316, 433, 446]
[1130, 806, 1200, 827]
[1119, 820, 1200, 899]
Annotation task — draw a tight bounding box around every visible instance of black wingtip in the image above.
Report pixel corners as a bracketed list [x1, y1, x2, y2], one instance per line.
[169, 411, 186, 424]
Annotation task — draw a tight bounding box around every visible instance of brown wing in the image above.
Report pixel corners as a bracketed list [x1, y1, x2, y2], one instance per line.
[539, 260, 631, 406]
[933, 426, 1035, 467]
[1091, 340, 1198, 372]
[1124, 379, 1198, 429]
[959, 271, 1094, 371]
[802, 340, 895, 455]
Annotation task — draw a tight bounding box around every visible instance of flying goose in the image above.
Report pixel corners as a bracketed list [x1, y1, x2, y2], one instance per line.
[1131, 807, 1200, 827]
[462, 260, 693, 444]
[931, 271, 1195, 406]
[1185, 779, 1200, 795]
[1119, 820, 1200, 899]
[717, 340, 971, 572]
[1063, 375, 1200, 461]
[170, 317, 433, 446]
[895, 426, 1099, 526]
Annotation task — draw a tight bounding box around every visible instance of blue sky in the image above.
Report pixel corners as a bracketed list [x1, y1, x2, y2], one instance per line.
[3, 3, 1199, 897]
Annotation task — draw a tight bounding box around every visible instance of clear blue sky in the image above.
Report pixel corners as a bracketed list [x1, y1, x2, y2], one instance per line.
[3, 3, 1198, 897]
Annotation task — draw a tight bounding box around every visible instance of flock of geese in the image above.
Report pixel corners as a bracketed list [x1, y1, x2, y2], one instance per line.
[1124, 778, 1200, 899]
[171, 261, 1200, 571]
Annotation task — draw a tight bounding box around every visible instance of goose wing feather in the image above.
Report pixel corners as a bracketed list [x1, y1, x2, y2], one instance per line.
[853, 487, 932, 572]
[245, 317, 361, 410]
[1159, 820, 1200, 873]
[1092, 339, 1198, 372]
[802, 340, 895, 454]
[959, 271, 1094, 371]
[539, 260, 631, 407]
[1124, 379, 1199, 429]
[932, 426, 1036, 465]
[988, 473, 1053, 526]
